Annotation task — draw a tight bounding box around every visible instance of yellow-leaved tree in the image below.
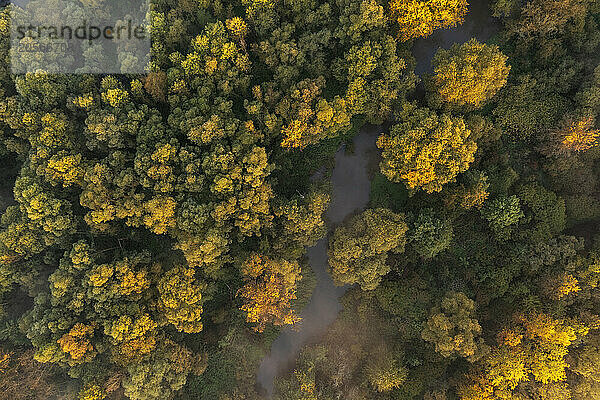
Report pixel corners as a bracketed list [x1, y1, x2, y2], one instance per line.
[158, 266, 204, 334]
[549, 116, 600, 155]
[429, 39, 510, 108]
[107, 314, 158, 361]
[377, 103, 477, 193]
[389, 0, 469, 41]
[458, 312, 587, 399]
[57, 323, 96, 363]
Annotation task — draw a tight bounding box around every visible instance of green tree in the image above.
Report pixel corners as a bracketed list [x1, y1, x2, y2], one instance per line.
[493, 75, 567, 139]
[328, 208, 408, 290]
[409, 210, 453, 259]
[517, 183, 566, 243]
[272, 186, 330, 259]
[22, 241, 161, 369]
[422, 292, 488, 362]
[123, 340, 204, 400]
[481, 195, 524, 240]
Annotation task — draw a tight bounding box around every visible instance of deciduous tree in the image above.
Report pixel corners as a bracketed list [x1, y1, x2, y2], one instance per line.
[158, 266, 204, 334]
[378, 104, 477, 193]
[389, 0, 469, 41]
[409, 210, 453, 259]
[328, 208, 408, 289]
[429, 39, 510, 108]
[481, 195, 524, 240]
[422, 292, 488, 362]
[238, 253, 302, 332]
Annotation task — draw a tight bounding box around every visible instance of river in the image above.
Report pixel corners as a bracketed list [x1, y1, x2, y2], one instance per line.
[256, 1, 499, 395]
[257, 127, 380, 395]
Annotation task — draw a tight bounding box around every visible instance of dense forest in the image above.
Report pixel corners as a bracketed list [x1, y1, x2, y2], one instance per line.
[0, 0, 600, 399]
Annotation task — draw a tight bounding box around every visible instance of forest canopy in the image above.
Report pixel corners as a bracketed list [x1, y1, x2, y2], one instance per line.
[0, 0, 599, 400]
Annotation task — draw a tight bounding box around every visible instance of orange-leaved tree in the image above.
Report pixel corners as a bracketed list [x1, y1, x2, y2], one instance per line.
[238, 253, 302, 332]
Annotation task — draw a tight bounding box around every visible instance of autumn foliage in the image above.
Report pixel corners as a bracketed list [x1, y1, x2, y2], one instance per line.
[557, 117, 600, 153]
[0, 0, 599, 399]
[377, 104, 477, 193]
[238, 253, 302, 332]
[430, 39, 510, 107]
[390, 0, 469, 41]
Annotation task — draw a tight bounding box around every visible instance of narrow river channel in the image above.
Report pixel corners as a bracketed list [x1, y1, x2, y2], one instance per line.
[257, 2, 500, 395]
[257, 126, 380, 395]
